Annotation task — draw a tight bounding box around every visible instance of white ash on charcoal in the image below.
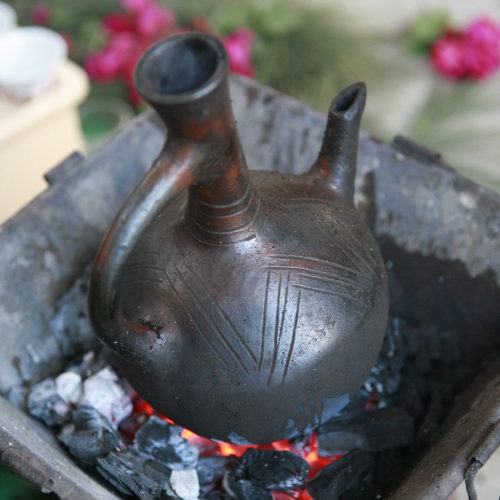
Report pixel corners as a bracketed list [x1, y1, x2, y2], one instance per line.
[81, 366, 133, 428]
[225, 449, 309, 496]
[27, 371, 82, 426]
[58, 404, 122, 465]
[316, 407, 414, 455]
[306, 449, 376, 500]
[27, 363, 132, 430]
[55, 371, 82, 404]
[166, 468, 200, 500]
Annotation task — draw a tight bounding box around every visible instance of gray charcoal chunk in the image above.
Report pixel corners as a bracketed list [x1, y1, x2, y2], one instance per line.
[27, 378, 70, 426]
[58, 404, 121, 465]
[136, 415, 199, 470]
[307, 449, 375, 500]
[317, 407, 414, 455]
[441, 329, 462, 365]
[414, 390, 444, 446]
[230, 449, 309, 494]
[202, 493, 230, 500]
[97, 447, 171, 500]
[227, 479, 272, 500]
[197, 455, 234, 486]
[364, 317, 407, 395]
[385, 377, 425, 420]
[7, 385, 28, 410]
[49, 267, 99, 356]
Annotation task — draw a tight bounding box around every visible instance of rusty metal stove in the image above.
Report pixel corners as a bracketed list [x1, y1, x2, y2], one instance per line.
[1, 76, 500, 499]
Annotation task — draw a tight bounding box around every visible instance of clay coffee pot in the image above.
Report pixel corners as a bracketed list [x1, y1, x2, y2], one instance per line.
[89, 32, 389, 444]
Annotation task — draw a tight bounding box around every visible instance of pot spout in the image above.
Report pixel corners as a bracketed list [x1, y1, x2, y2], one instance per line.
[310, 82, 367, 201]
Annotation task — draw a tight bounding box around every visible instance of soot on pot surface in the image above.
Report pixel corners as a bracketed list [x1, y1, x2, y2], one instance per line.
[21, 271, 473, 500]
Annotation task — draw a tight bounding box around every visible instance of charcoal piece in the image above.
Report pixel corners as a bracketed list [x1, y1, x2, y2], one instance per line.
[414, 343, 432, 375]
[414, 389, 444, 447]
[165, 468, 199, 500]
[317, 407, 414, 455]
[340, 388, 371, 414]
[373, 447, 408, 496]
[81, 366, 133, 427]
[119, 411, 149, 440]
[8, 385, 28, 410]
[97, 447, 171, 500]
[58, 404, 121, 465]
[66, 349, 113, 379]
[306, 449, 375, 500]
[231, 449, 309, 494]
[136, 415, 199, 469]
[197, 455, 234, 486]
[27, 378, 70, 426]
[226, 478, 272, 500]
[364, 317, 407, 395]
[441, 329, 461, 365]
[55, 371, 82, 404]
[385, 377, 425, 420]
[202, 492, 230, 500]
[405, 324, 421, 357]
[49, 266, 99, 356]
[427, 326, 442, 361]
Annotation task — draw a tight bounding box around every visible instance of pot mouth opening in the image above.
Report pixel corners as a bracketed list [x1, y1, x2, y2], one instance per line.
[134, 32, 227, 105]
[329, 82, 366, 117]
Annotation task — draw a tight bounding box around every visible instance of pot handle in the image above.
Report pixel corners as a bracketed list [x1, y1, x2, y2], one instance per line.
[88, 142, 201, 359]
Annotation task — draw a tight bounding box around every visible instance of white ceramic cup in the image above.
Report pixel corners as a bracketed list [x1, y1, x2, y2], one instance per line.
[0, 2, 17, 34]
[0, 26, 67, 100]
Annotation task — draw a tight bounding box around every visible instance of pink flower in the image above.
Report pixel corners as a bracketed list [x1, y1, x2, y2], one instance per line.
[463, 41, 500, 78]
[102, 12, 135, 34]
[135, 2, 176, 37]
[31, 3, 50, 26]
[84, 50, 123, 81]
[431, 16, 500, 80]
[464, 17, 500, 78]
[222, 28, 255, 78]
[84, 33, 136, 81]
[431, 31, 468, 79]
[466, 17, 500, 48]
[108, 32, 137, 55]
[121, 0, 152, 13]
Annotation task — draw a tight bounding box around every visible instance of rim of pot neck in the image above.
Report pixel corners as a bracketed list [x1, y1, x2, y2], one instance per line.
[133, 32, 228, 107]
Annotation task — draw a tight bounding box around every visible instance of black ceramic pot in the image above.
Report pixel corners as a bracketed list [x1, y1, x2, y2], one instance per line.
[89, 32, 389, 444]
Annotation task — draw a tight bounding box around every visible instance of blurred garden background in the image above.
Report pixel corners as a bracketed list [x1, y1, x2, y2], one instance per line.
[6, 0, 500, 187]
[1, 0, 500, 498]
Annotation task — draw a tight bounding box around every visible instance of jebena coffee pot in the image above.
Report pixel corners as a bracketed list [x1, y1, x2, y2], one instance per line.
[89, 32, 388, 444]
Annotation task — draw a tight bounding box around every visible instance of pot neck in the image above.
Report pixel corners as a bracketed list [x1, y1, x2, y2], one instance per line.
[179, 77, 259, 245]
[135, 33, 259, 244]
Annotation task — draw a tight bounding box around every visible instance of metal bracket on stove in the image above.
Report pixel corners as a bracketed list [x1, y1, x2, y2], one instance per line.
[464, 420, 500, 500]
